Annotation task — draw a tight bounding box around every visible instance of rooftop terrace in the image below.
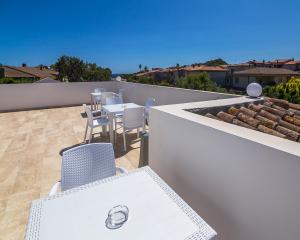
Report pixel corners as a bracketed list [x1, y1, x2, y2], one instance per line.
[0, 106, 141, 239]
[1, 81, 300, 240]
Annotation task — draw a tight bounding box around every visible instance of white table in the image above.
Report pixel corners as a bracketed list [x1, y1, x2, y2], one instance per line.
[25, 167, 216, 240]
[90, 92, 102, 110]
[102, 103, 141, 143]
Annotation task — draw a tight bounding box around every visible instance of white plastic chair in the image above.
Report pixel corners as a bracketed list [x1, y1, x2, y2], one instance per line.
[49, 143, 127, 195]
[145, 97, 156, 122]
[100, 92, 116, 105]
[92, 88, 106, 110]
[118, 89, 124, 103]
[82, 104, 101, 116]
[116, 107, 145, 151]
[106, 96, 123, 105]
[94, 88, 106, 93]
[83, 105, 110, 143]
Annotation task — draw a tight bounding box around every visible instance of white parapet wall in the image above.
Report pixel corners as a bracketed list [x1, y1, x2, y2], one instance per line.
[0, 80, 238, 111]
[149, 97, 300, 240]
[116, 81, 238, 106]
[0, 81, 118, 111]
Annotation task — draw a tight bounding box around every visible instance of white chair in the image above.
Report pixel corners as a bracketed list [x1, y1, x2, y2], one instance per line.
[92, 88, 106, 110]
[100, 92, 116, 105]
[145, 97, 156, 123]
[106, 96, 123, 105]
[94, 88, 106, 93]
[49, 143, 127, 195]
[82, 104, 101, 116]
[116, 107, 145, 151]
[83, 105, 110, 143]
[118, 89, 124, 103]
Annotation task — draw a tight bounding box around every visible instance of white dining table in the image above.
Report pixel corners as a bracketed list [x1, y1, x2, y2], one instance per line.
[25, 166, 217, 240]
[102, 103, 141, 143]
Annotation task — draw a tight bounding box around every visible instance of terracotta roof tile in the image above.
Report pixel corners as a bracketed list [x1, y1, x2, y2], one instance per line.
[259, 110, 281, 122]
[228, 106, 239, 116]
[237, 113, 260, 128]
[206, 97, 300, 143]
[232, 118, 256, 130]
[278, 119, 300, 133]
[283, 115, 300, 127]
[257, 125, 286, 138]
[255, 115, 277, 129]
[239, 106, 257, 118]
[217, 111, 235, 123]
[275, 125, 300, 141]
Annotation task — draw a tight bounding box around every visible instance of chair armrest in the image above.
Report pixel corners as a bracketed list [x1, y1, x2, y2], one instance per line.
[49, 181, 61, 196]
[116, 167, 128, 174]
[94, 115, 108, 120]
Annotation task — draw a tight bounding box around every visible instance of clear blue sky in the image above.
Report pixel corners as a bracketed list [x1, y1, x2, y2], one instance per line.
[1, 0, 300, 73]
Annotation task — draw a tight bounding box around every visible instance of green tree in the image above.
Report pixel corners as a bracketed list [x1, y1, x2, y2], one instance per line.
[144, 66, 148, 72]
[52, 56, 111, 82]
[176, 72, 225, 92]
[139, 64, 142, 72]
[263, 77, 300, 104]
[204, 58, 227, 66]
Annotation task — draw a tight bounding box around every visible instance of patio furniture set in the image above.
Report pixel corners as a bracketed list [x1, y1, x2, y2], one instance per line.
[24, 88, 217, 240]
[85, 88, 155, 151]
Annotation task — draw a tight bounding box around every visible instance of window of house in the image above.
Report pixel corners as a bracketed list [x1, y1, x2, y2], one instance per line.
[235, 77, 239, 84]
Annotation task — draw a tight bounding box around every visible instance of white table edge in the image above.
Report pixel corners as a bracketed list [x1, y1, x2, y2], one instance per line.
[25, 166, 217, 240]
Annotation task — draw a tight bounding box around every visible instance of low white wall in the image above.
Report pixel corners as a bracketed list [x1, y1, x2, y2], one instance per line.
[116, 81, 237, 106]
[0, 81, 117, 111]
[0, 80, 237, 111]
[149, 99, 300, 240]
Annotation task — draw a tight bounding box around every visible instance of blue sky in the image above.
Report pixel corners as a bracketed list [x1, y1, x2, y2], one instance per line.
[1, 0, 300, 73]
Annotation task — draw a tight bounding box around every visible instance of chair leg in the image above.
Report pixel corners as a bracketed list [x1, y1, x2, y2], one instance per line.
[114, 121, 117, 143]
[123, 129, 126, 152]
[83, 123, 88, 142]
[102, 125, 106, 137]
[89, 128, 93, 143]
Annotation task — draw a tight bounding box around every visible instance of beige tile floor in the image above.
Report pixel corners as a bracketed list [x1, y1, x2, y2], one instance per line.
[0, 106, 142, 240]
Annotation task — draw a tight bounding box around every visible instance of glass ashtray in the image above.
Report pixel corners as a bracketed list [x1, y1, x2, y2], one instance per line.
[105, 205, 129, 229]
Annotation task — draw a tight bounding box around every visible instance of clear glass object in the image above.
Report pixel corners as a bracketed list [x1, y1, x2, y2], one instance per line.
[105, 205, 129, 229]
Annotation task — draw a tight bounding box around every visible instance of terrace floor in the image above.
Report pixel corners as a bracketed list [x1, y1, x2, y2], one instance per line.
[0, 106, 142, 240]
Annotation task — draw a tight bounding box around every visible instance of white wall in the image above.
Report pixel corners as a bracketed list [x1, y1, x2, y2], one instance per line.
[116, 81, 237, 106]
[149, 98, 300, 240]
[0, 80, 238, 112]
[0, 81, 117, 111]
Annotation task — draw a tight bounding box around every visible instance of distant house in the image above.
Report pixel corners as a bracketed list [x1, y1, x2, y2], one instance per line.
[183, 65, 228, 86]
[282, 60, 300, 71]
[0, 65, 58, 80]
[233, 67, 300, 89]
[136, 65, 228, 85]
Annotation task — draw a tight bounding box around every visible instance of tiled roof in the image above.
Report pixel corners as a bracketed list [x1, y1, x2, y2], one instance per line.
[234, 67, 300, 76]
[1, 66, 58, 79]
[1, 66, 35, 78]
[269, 59, 294, 64]
[184, 65, 227, 72]
[205, 98, 300, 142]
[284, 60, 300, 65]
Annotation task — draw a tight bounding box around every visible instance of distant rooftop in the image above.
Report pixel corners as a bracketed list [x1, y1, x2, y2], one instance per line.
[234, 67, 300, 76]
[0, 66, 58, 79]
